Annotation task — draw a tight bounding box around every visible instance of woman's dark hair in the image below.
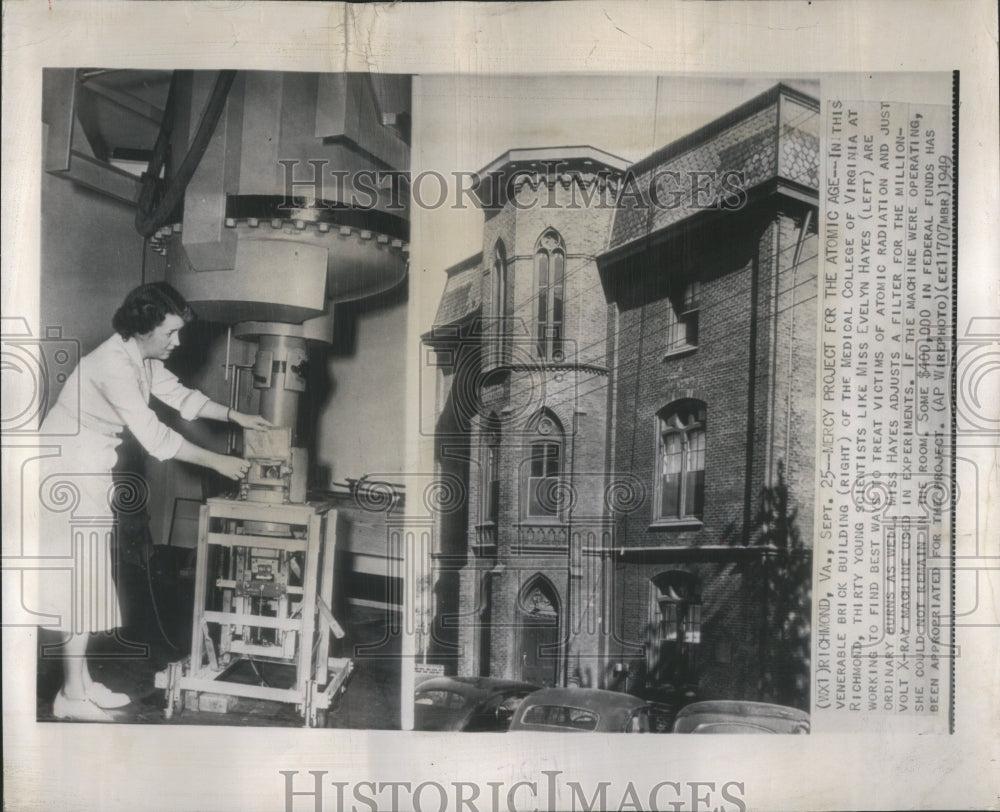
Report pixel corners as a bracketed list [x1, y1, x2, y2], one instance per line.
[112, 282, 196, 339]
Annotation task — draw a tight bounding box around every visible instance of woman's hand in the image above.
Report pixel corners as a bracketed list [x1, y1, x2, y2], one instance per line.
[214, 454, 251, 480]
[229, 411, 273, 431]
[175, 440, 252, 480]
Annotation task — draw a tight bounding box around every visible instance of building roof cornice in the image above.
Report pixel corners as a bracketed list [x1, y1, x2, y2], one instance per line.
[472, 145, 630, 210]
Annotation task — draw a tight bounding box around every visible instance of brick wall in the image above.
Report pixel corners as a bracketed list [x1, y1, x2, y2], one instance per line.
[435, 168, 818, 694]
[610, 561, 763, 700]
[612, 215, 761, 549]
[608, 200, 818, 700]
[456, 175, 618, 680]
[767, 210, 819, 546]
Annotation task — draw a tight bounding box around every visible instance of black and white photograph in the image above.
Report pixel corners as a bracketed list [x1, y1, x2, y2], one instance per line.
[2, 3, 998, 811]
[29, 68, 412, 729]
[414, 76, 819, 734]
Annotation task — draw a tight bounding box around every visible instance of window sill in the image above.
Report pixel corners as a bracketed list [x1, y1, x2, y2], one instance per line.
[648, 519, 704, 531]
[662, 346, 697, 361]
[516, 519, 566, 528]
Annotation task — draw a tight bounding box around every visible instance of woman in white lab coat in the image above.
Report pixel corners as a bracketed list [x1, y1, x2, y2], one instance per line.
[36, 282, 270, 721]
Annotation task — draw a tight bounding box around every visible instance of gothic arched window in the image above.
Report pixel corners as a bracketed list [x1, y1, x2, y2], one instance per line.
[491, 240, 510, 363]
[534, 230, 566, 361]
[522, 410, 565, 520]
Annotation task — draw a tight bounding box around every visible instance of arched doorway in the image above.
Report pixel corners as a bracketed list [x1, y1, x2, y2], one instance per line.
[517, 576, 560, 686]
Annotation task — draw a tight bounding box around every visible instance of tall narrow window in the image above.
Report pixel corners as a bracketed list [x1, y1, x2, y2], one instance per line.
[655, 400, 706, 521]
[664, 281, 700, 356]
[492, 241, 509, 363]
[482, 415, 501, 524]
[646, 571, 701, 689]
[534, 230, 565, 361]
[523, 411, 564, 519]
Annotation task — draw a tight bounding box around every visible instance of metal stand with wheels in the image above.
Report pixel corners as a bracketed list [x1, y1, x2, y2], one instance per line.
[156, 497, 352, 727]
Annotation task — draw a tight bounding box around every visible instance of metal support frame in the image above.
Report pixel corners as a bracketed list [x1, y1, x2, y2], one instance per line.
[158, 498, 352, 727]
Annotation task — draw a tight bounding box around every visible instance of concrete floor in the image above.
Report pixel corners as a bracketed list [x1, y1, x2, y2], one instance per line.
[36, 604, 402, 729]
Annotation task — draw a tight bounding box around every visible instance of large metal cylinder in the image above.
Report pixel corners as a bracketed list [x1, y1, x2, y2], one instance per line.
[237, 318, 331, 505]
[255, 334, 307, 442]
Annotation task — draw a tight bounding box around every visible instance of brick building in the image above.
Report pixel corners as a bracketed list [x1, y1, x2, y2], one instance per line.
[424, 84, 818, 710]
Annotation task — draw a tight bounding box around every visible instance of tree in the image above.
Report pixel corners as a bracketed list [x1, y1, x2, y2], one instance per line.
[751, 463, 812, 710]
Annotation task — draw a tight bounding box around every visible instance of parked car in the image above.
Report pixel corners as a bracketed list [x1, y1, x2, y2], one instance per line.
[631, 684, 699, 732]
[509, 688, 652, 733]
[414, 677, 539, 732]
[672, 701, 810, 734]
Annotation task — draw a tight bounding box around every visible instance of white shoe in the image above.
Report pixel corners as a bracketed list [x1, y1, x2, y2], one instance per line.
[52, 691, 113, 722]
[87, 681, 131, 709]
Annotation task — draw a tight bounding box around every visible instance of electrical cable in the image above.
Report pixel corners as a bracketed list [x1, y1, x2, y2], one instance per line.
[482, 249, 820, 410]
[144, 543, 180, 652]
[248, 657, 272, 688]
[134, 70, 237, 238]
[475, 232, 817, 381]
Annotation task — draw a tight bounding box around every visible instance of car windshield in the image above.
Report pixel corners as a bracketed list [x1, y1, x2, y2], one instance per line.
[520, 704, 599, 731]
[463, 693, 530, 732]
[414, 689, 469, 710]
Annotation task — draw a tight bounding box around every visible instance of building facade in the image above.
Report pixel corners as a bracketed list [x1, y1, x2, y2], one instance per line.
[425, 85, 818, 710]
